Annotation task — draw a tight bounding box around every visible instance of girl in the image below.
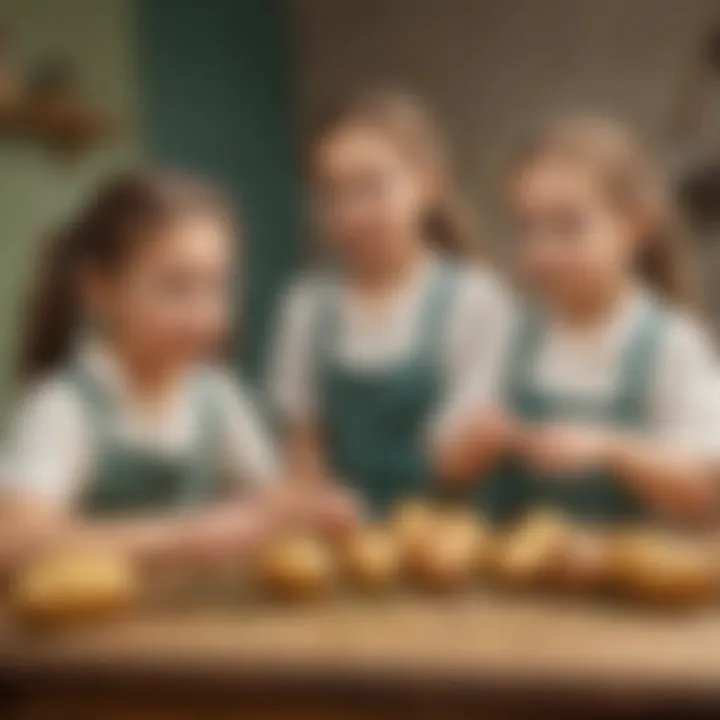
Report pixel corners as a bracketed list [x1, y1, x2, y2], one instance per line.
[480, 116, 720, 526]
[0, 172, 329, 572]
[270, 89, 512, 516]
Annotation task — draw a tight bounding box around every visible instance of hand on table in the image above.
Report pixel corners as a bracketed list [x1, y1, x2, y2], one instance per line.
[179, 504, 274, 563]
[258, 481, 360, 536]
[520, 424, 616, 476]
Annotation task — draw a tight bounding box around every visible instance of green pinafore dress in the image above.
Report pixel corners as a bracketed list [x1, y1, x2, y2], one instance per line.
[71, 367, 219, 518]
[316, 263, 457, 517]
[477, 300, 666, 526]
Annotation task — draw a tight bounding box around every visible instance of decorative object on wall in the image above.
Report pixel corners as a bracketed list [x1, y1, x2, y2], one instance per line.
[0, 23, 117, 158]
[670, 24, 720, 230]
[0, 25, 24, 130]
[22, 61, 116, 156]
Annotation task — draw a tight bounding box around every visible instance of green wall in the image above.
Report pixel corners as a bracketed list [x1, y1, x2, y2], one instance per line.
[0, 0, 296, 416]
[0, 0, 139, 413]
[138, 0, 299, 379]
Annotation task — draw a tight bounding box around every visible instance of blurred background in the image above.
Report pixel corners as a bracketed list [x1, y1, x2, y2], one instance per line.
[1, 0, 719, 417]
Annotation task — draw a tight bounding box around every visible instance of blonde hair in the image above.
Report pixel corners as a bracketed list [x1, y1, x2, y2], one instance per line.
[311, 88, 474, 256]
[512, 116, 694, 307]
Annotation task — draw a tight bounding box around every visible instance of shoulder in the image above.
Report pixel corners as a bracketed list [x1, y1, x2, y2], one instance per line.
[657, 306, 717, 373]
[196, 366, 261, 411]
[270, 271, 341, 359]
[276, 270, 335, 322]
[452, 262, 514, 309]
[448, 261, 517, 328]
[13, 372, 85, 427]
[0, 374, 89, 500]
[453, 261, 509, 295]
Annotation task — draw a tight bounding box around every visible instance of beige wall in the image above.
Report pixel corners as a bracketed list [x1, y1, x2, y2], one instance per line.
[288, 0, 720, 242]
[0, 0, 139, 412]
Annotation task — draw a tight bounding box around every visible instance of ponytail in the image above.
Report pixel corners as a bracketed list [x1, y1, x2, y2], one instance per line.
[312, 88, 475, 257]
[19, 171, 230, 380]
[635, 204, 695, 309]
[423, 189, 474, 257]
[20, 227, 83, 380]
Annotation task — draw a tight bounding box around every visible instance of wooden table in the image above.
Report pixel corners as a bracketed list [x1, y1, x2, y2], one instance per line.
[1, 592, 720, 719]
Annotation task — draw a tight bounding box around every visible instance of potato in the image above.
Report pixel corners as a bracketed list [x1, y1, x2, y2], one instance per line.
[255, 534, 336, 602]
[493, 510, 571, 588]
[610, 531, 718, 608]
[12, 550, 139, 627]
[406, 509, 486, 592]
[390, 500, 436, 550]
[549, 528, 611, 592]
[340, 526, 400, 592]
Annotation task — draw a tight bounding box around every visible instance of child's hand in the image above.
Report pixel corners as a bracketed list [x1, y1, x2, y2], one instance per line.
[312, 484, 360, 536]
[478, 410, 525, 454]
[522, 425, 615, 476]
[182, 505, 272, 561]
[259, 481, 360, 535]
[438, 408, 524, 487]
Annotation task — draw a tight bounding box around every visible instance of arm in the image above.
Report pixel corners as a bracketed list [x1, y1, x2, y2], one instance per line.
[523, 316, 720, 524]
[267, 278, 334, 486]
[607, 438, 718, 521]
[622, 317, 720, 522]
[284, 420, 333, 485]
[433, 410, 521, 485]
[0, 493, 276, 576]
[216, 371, 356, 532]
[431, 269, 519, 485]
[523, 425, 719, 524]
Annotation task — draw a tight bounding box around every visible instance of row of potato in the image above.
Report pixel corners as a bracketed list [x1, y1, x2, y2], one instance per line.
[9, 502, 720, 627]
[258, 504, 719, 606]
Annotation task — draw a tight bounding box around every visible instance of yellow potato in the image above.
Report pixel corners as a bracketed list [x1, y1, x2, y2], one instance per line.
[12, 550, 139, 626]
[340, 526, 400, 592]
[256, 534, 336, 602]
[493, 510, 571, 588]
[550, 528, 611, 592]
[391, 500, 436, 549]
[407, 509, 486, 592]
[610, 531, 718, 608]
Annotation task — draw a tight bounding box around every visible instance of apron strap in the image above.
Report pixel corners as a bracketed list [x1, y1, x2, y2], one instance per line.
[415, 260, 459, 363]
[504, 306, 544, 402]
[612, 299, 665, 421]
[177, 370, 219, 509]
[313, 274, 340, 369]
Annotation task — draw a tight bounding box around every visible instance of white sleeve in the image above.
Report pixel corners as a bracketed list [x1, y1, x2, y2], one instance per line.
[0, 378, 89, 505]
[651, 314, 720, 459]
[266, 277, 322, 423]
[429, 266, 516, 440]
[211, 371, 280, 491]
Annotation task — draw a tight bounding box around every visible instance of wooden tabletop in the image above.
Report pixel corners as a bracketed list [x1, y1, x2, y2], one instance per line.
[2, 591, 720, 697]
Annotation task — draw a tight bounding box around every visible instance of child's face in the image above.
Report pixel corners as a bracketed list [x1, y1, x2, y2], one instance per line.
[313, 126, 429, 271]
[510, 158, 637, 310]
[90, 216, 232, 367]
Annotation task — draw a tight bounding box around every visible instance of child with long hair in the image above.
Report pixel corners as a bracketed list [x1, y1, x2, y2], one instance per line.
[479, 117, 720, 525]
[270, 89, 512, 515]
[0, 171, 347, 572]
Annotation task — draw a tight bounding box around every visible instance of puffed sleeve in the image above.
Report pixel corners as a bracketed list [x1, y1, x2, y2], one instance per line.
[429, 265, 517, 441]
[0, 377, 89, 505]
[210, 370, 280, 491]
[651, 313, 720, 459]
[266, 276, 324, 423]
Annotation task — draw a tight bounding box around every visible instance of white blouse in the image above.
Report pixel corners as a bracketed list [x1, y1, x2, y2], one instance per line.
[268, 255, 514, 440]
[0, 344, 278, 505]
[452, 289, 720, 458]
